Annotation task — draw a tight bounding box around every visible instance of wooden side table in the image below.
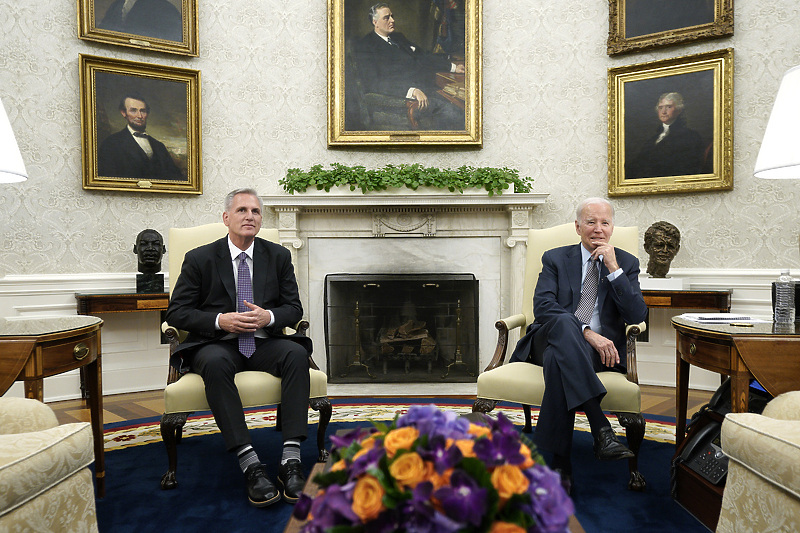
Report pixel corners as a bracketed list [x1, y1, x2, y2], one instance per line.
[76, 292, 169, 315]
[0, 316, 105, 498]
[642, 289, 732, 312]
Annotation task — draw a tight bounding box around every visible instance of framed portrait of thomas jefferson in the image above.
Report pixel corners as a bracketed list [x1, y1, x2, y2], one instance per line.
[608, 49, 733, 197]
[328, 0, 482, 146]
[80, 54, 201, 194]
[607, 0, 733, 56]
[78, 0, 198, 56]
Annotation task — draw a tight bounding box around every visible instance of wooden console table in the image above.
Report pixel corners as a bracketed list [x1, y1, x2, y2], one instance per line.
[0, 316, 106, 498]
[672, 316, 800, 446]
[76, 292, 169, 315]
[642, 289, 731, 312]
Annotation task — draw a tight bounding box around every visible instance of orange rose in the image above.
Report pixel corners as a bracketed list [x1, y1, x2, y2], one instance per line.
[519, 443, 535, 469]
[429, 467, 453, 490]
[352, 475, 385, 522]
[489, 521, 526, 533]
[468, 423, 491, 438]
[330, 459, 347, 472]
[452, 438, 476, 458]
[383, 426, 419, 458]
[491, 465, 530, 504]
[352, 437, 377, 461]
[389, 452, 431, 488]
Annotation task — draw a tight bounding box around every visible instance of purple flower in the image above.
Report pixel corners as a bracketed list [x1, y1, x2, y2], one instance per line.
[489, 411, 519, 438]
[418, 434, 462, 473]
[523, 465, 574, 532]
[398, 483, 462, 533]
[306, 482, 360, 530]
[433, 469, 488, 527]
[348, 445, 385, 479]
[293, 493, 313, 520]
[398, 404, 470, 440]
[330, 427, 373, 451]
[474, 431, 525, 466]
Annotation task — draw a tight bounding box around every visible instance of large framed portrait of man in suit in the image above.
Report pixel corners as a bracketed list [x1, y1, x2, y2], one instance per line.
[78, 0, 198, 56]
[608, 49, 733, 197]
[328, 0, 482, 146]
[80, 54, 201, 194]
[607, 0, 733, 56]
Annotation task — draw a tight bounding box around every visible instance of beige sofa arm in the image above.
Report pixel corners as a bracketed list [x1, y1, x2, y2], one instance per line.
[761, 390, 800, 420]
[0, 398, 58, 434]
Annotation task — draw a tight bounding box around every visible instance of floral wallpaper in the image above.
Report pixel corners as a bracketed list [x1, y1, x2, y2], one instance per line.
[1, 0, 799, 277]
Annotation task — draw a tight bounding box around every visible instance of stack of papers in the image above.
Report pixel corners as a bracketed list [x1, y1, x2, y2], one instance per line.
[678, 313, 769, 324]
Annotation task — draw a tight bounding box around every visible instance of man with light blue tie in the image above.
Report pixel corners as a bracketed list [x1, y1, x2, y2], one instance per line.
[166, 188, 311, 508]
[509, 198, 648, 493]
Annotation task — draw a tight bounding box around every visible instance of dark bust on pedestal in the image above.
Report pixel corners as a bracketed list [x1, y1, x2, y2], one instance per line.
[644, 221, 681, 278]
[134, 229, 166, 293]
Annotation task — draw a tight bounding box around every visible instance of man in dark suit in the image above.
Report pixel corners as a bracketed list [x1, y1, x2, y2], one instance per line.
[353, 3, 465, 130]
[165, 188, 312, 508]
[626, 92, 706, 179]
[509, 198, 648, 491]
[98, 95, 184, 181]
[98, 0, 182, 42]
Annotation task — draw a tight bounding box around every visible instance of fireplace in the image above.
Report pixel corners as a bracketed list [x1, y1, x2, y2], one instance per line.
[325, 273, 479, 383]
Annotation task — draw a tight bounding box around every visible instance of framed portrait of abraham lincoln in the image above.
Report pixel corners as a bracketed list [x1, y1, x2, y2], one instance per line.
[80, 54, 202, 194]
[607, 48, 733, 197]
[328, 0, 482, 146]
[78, 0, 199, 56]
[607, 0, 733, 56]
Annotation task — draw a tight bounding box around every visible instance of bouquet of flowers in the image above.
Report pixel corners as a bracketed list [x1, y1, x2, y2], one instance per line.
[293, 405, 574, 532]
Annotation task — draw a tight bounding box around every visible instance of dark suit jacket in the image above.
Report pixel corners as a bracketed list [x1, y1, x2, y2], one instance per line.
[509, 244, 648, 371]
[99, 0, 182, 42]
[165, 236, 312, 371]
[98, 128, 184, 181]
[626, 119, 705, 179]
[354, 31, 453, 99]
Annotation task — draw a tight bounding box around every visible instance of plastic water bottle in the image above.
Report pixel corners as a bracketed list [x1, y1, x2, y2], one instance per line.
[774, 269, 795, 324]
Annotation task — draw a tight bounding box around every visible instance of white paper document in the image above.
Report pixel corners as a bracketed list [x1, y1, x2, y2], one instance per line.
[678, 313, 771, 324]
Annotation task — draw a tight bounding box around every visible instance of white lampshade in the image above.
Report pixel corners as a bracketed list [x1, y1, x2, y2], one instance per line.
[754, 65, 800, 180]
[0, 97, 28, 183]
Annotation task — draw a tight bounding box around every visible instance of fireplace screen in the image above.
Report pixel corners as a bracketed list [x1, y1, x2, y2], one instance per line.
[324, 273, 478, 383]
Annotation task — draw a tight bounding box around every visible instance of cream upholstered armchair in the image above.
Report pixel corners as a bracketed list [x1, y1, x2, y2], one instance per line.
[716, 391, 800, 532]
[0, 397, 98, 531]
[159, 223, 331, 490]
[473, 223, 647, 491]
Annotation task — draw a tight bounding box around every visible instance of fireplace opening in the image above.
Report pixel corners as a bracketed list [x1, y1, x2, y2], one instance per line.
[324, 273, 479, 384]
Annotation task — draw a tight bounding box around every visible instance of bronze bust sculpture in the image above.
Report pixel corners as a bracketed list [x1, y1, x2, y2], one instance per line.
[133, 229, 166, 292]
[644, 221, 680, 278]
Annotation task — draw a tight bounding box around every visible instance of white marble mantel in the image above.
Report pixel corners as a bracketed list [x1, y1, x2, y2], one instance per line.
[261, 191, 549, 375]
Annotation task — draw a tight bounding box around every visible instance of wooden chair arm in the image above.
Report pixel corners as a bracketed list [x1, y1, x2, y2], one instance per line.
[625, 321, 646, 385]
[483, 314, 528, 372]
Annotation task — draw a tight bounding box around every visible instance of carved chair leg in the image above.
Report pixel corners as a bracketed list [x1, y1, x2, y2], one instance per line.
[615, 411, 646, 492]
[522, 405, 533, 433]
[310, 396, 332, 462]
[472, 398, 498, 415]
[160, 412, 189, 490]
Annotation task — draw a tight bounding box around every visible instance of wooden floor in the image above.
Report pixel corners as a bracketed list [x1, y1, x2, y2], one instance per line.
[46, 384, 714, 426]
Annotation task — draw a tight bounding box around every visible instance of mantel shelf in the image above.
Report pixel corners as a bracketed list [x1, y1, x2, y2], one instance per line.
[261, 192, 549, 210]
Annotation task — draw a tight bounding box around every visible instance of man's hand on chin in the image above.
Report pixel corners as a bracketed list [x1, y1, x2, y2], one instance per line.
[583, 328, 620, 367]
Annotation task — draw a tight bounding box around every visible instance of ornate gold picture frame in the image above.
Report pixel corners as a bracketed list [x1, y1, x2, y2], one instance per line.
[607, 0, 733, 56]
[78, 0, 198, 57]
[328, 0, 482, 146]
[80, 54, 201, 194]
[608, 49, 733, 197]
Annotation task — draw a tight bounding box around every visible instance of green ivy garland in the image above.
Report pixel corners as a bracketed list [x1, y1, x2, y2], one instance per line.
[279, 163, 533, 196]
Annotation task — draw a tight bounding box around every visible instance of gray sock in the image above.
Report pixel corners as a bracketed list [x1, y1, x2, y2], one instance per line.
[281, 440, 301, 465]
[236, 444, 260, 473]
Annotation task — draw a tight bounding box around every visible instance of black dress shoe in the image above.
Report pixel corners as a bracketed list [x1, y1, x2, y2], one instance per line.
[278, 459, 306, 503]
[245, 463, 280, 508]
[593, 426, 635, 461]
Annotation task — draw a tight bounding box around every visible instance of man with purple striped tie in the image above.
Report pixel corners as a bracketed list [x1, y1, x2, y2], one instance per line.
[166, 188, 312, 508]
[508, 198, 647, 494]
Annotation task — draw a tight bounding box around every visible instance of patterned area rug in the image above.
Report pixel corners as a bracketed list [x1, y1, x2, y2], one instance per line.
[104, 398, 678, 451]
